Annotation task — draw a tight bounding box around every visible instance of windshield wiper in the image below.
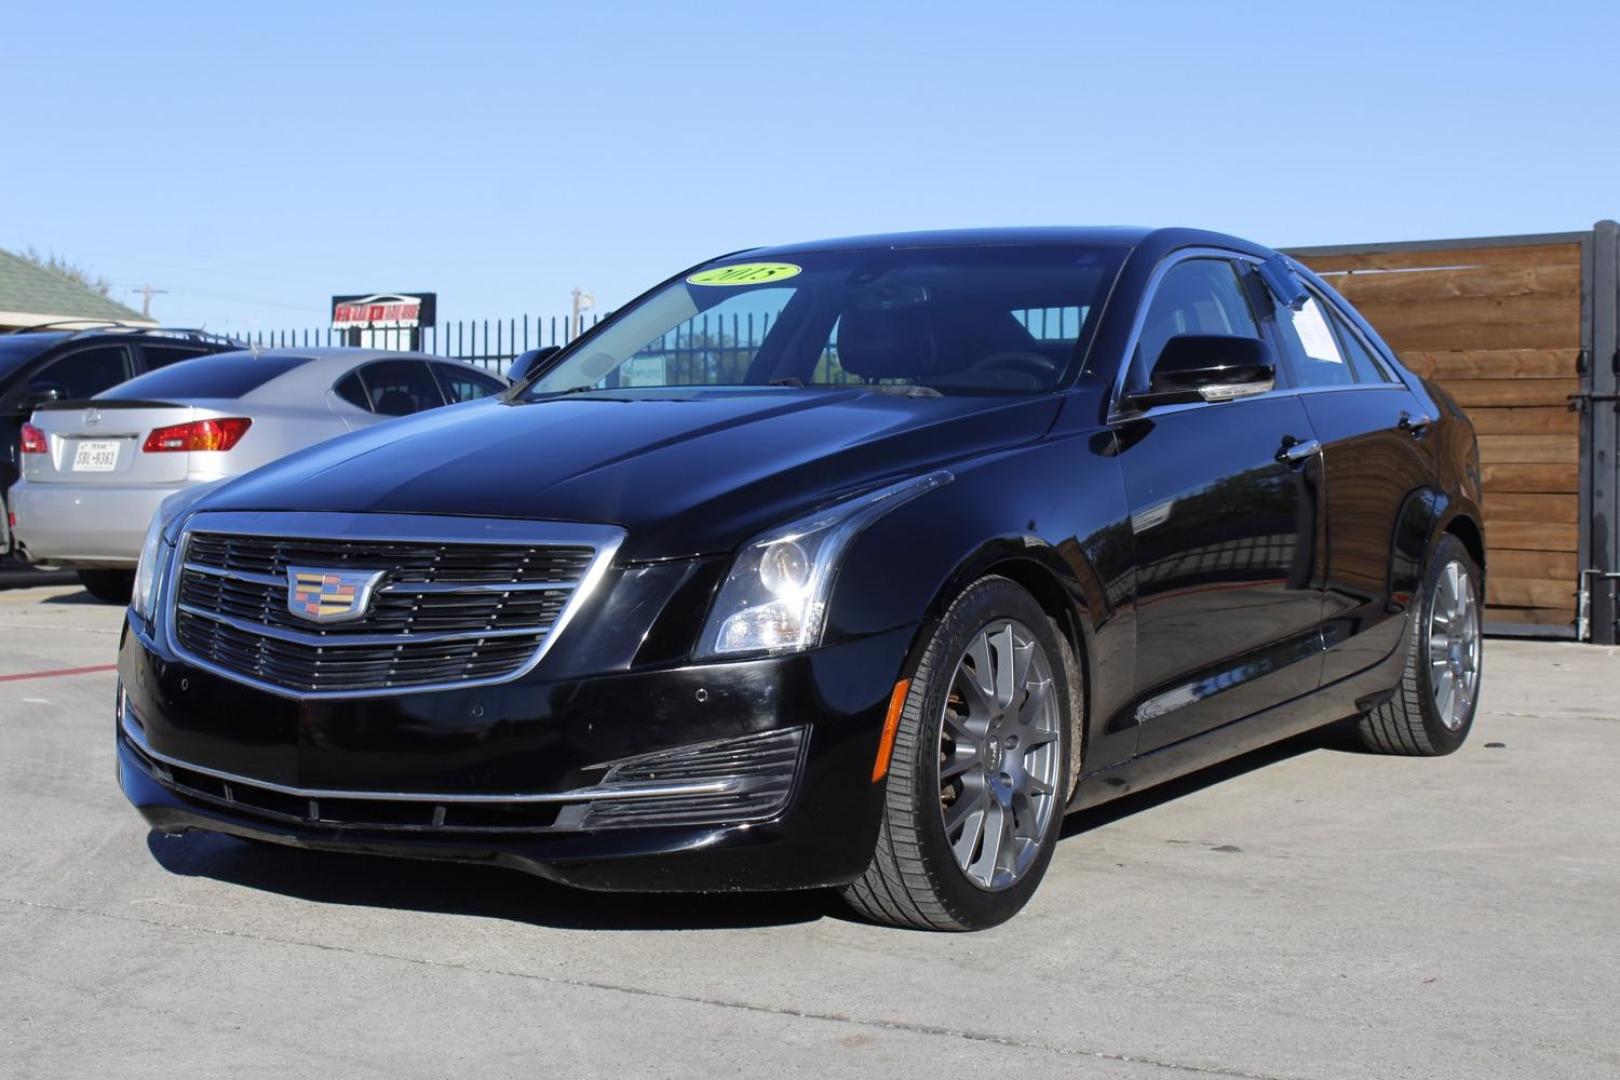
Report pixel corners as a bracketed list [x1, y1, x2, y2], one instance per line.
[865, 383, 943, 398]
[768, 377, 805, 388]
[528, 384, 600, 398]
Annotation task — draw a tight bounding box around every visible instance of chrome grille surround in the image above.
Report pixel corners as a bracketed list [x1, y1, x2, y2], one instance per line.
[162, 511, 624, 699]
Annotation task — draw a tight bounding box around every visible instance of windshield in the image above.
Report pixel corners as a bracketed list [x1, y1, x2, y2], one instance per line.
[523, 244, 1127, 397]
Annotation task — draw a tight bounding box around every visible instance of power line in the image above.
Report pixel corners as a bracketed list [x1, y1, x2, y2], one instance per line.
[111, 282, 325, 314]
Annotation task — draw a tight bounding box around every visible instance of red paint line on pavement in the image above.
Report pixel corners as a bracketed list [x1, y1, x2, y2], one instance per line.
[0, 663, 118, 684]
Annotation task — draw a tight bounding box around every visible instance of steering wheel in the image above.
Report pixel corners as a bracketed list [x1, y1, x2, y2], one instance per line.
[972, 350, 1057, 381]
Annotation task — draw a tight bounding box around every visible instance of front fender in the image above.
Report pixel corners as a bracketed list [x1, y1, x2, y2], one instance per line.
[824, 429, 1138, 769]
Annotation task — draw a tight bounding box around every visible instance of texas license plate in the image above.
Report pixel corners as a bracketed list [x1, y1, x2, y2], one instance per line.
[71, 440, 120, 472]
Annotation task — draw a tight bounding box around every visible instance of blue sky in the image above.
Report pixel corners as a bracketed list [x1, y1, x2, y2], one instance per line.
[3, 1, 1616, 334]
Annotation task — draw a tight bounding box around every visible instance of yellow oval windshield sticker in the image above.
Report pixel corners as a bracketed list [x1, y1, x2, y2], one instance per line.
[687, 262, 802, 287]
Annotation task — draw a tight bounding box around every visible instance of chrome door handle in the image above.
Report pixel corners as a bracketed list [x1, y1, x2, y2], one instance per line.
[1276, 436, 1321, 465]
[1398, 412, 1433, 438]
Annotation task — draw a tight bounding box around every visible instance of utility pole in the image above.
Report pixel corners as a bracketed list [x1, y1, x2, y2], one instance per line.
[570, 287, 595, 341]
[133, 283, 168, 319]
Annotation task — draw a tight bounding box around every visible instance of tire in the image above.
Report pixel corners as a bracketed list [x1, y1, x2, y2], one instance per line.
[1357, 534, 1483, 756]
[78, 569, 135, 605]
[841, 575, 1079, 931]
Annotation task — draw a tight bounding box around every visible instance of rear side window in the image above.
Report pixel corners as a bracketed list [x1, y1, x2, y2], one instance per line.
[334, 371, 370, 410]
[1323, 302, 1395, 383]
[141, 345, 210, 369]
[99, 354, 308, 400]
[359, 360, 444, 416]
[1270, 293, 1354, 388]
[28, 345, 133, 400]
[432, 363, 504, 403]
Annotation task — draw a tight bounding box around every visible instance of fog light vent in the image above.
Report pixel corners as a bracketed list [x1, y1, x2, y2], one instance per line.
[579, 726, 807, 831]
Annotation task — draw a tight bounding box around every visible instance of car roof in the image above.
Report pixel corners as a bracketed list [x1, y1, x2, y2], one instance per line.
[742, 226, 1152, 258]
[82, 348, 502, 407]
[214, 348, 431, 365]
[3, 325, 241, 348]
[205, 349, 499, 399]
[728, 226, 1278, 263]
[200, 348, 492, 371]
[1, 330, 72, 347]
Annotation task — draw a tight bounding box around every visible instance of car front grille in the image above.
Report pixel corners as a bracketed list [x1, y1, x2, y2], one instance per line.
[167, 515, 620, 697]
[183, 532, 596, 585]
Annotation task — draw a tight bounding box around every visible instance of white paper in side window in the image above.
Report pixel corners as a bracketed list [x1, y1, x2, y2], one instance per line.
[1294, 299, 1344, 364]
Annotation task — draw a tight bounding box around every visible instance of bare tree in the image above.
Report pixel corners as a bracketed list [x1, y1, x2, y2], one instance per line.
[17, 246, 111, 297]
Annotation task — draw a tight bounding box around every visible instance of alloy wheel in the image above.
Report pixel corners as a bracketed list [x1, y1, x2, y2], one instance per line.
[1427, 560, 1481, 731]
[937, 619, 1062, 891]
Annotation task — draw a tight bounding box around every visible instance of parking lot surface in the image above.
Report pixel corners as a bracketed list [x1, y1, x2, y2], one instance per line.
[1, 583, 1616, 1080]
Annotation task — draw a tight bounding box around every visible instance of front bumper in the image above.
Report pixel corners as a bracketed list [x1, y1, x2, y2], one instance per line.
[10, 479, 178, 566]
[117, 617, 914, 892]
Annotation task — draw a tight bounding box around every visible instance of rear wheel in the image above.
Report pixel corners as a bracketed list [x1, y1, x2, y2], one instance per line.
[841, 576, 1078, 931]
[1357, 534, 1482, 756]
[78, 569, 135, 605]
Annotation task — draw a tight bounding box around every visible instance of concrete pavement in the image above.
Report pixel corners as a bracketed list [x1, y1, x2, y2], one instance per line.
[1, 582, 1616, 1079]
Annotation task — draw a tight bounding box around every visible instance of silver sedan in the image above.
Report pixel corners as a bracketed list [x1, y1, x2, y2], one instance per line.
[8, 348, 506, 601]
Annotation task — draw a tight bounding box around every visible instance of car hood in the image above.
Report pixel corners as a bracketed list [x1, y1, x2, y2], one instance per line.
[199, 388, 1062, 559]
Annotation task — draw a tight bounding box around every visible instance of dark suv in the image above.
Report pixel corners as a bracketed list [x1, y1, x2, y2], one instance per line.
[0, 324, 240, 561]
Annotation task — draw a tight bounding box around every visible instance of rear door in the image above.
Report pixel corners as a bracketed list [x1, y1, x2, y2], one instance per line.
[1113, 255, 1327, 754]
[1270, 276, 1437, 681]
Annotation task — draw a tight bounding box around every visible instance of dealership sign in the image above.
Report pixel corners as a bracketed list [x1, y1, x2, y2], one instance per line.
[331, 292, 437, 330]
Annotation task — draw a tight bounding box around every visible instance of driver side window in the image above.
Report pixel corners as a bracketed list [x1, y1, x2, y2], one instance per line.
[1130, 259, 1260, 391]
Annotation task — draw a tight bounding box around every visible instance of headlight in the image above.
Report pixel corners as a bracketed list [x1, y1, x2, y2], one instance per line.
[699, 471, 951, 657]
[131, 481, 226, 622]
[130, 512, 167, 620]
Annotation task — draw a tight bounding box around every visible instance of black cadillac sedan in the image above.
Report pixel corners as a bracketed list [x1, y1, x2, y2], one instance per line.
[117, 227, 1485, 930]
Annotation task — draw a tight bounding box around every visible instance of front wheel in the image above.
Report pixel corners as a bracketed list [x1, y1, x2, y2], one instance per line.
[840, 576, 1079, 931]
[78, 568, 135, 605]
[1357, 534, 1483, 756]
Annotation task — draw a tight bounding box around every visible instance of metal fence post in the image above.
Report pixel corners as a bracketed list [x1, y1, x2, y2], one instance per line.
[1590, 221, 1620, 643]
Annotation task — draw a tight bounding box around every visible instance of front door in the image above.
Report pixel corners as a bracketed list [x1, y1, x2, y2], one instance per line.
[1112, 256, 1326, 754]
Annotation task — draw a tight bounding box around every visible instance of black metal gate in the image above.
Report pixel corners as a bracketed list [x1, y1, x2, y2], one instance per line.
[1577, 221, 1620, 643]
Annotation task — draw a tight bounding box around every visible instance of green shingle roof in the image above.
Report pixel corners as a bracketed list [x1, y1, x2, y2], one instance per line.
[0, 247, 148, 324]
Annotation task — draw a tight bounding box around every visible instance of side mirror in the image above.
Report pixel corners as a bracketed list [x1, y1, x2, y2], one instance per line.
[16, 384, 65, 413]
[507, 346, 561, 384]
[1132, 335, 1275, 408]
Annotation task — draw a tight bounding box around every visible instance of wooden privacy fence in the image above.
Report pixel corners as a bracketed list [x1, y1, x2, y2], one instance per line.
[1290, 224, 1617, 641]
